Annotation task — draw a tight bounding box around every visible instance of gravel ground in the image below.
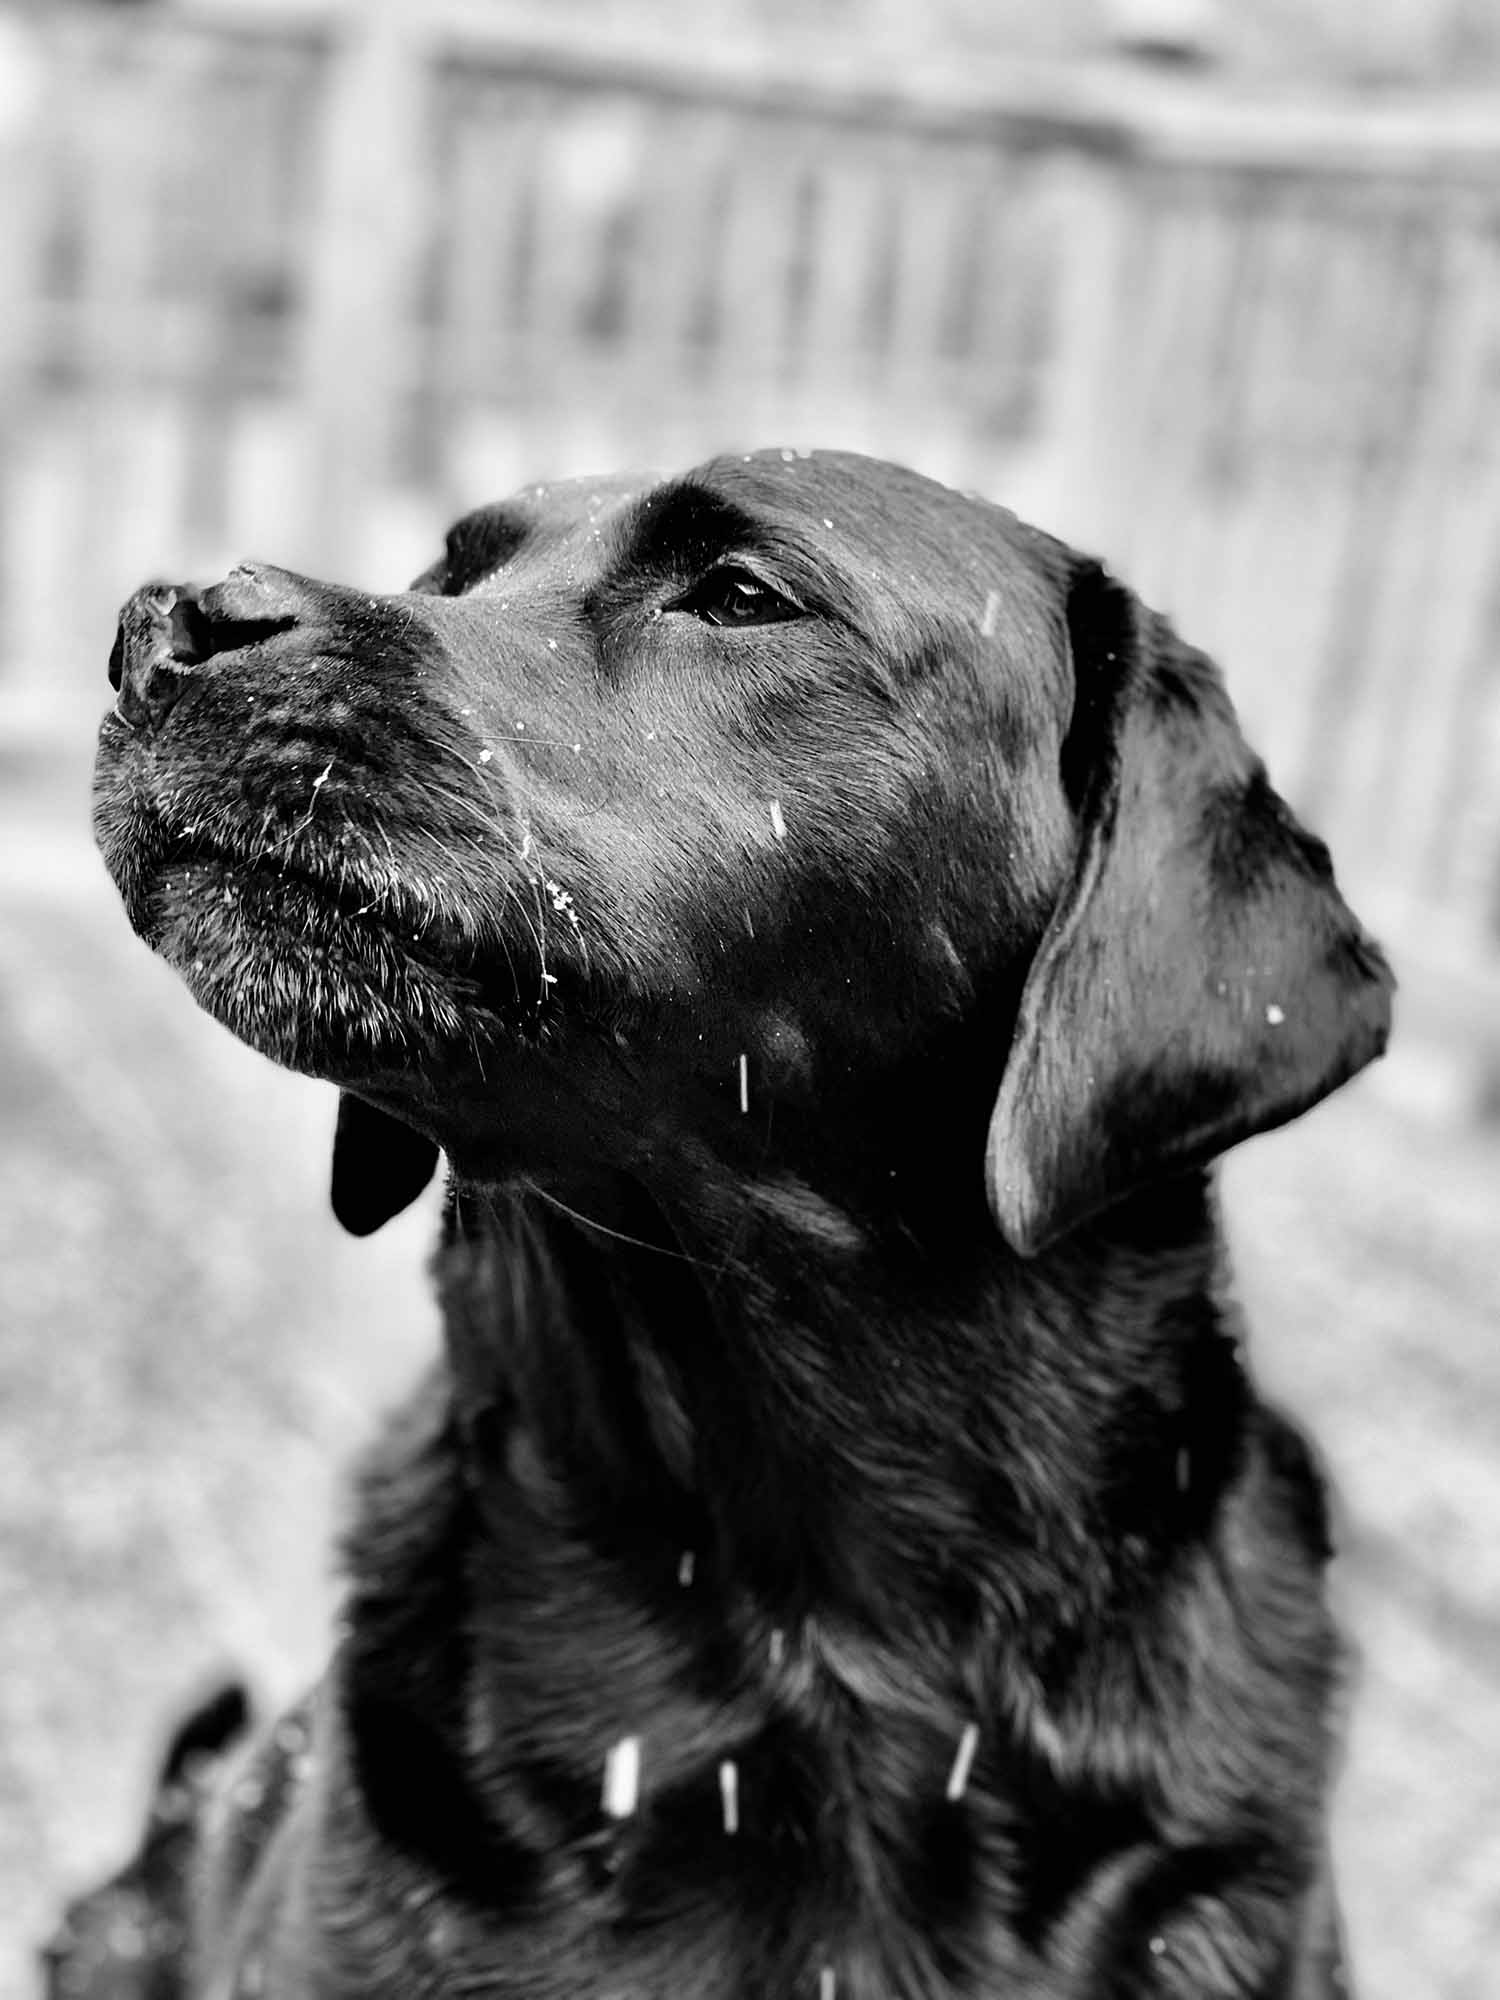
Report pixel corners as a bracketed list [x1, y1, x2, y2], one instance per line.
[3, 761, 1497, 1999]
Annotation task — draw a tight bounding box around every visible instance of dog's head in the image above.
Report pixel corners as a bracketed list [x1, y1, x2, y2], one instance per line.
[94, 450, 1391, 1254]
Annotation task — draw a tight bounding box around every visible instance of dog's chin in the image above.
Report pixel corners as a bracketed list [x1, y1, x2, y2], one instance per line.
[93, 735, 553, 1076]
[147, 856, 487, 1074]
[114, 842, 540, 1081]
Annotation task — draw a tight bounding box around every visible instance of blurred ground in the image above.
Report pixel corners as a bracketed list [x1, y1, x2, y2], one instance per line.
[3, 729, 1499, 2000]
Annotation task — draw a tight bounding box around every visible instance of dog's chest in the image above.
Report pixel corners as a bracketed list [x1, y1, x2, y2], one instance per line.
[323, 1396, 1100, 1999]
[441, 1682, 1052, 2000]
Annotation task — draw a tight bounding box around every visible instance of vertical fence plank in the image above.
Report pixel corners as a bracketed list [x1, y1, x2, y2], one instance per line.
[1034, 148, 1139, 551]
[1246, 197, 1378, 795]
[615, 102, 747, 465]
[1319, 206, 1437, 879]
[1279, 195, 1437, 831]
[434, 76, 555, 499]
[1374, 207, 1500, 912]
[294, 0, 428, 583]
[952, 148, 1043, 487]
[1334, 206, 1483, 909]
[1200, 184, 1348, 787]
[707, 110, 819, 446]
[796, 128, 891, 432]
[879, 133, 977, 481]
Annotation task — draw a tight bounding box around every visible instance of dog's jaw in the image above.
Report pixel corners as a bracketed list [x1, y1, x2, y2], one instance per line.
[91, 709, 569, 1083]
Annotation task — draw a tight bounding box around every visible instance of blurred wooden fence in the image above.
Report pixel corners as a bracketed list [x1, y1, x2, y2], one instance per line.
[5, 2, 1500, 1033]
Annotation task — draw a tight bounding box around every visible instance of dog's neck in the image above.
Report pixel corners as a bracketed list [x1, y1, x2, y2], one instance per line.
[436, 1159, 1242, 1652]
[336, 1159, 1262, 1972]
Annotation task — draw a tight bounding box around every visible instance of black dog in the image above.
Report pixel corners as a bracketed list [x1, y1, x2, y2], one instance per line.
[76, 451, 1391, 1998]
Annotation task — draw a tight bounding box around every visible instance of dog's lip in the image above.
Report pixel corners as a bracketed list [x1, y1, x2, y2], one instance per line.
[147, 824, 570, 1023]
[95, 746, 564, 1021]
[153, 827, 478, 970]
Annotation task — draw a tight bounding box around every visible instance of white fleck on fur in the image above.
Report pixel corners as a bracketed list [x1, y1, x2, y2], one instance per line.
[602, 1736, 641, 1818]
[945, 1721, 980, 1802]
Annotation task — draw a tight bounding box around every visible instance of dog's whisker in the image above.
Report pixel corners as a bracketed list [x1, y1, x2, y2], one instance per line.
[479, 911, 524, 1010]
[703, 1096, 776, 1294]
[468, 1024, 489, 1085]
[485, 732, 589, 748]
[250, 803, 277, 862]
[527, 873, 553, 1002]
[255, 762, 336, 863]
[494, 883, 548, 991]
[523, 1183, 711, 1269]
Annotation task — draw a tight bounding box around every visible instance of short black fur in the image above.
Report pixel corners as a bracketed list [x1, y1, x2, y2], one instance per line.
[73, 449, 1391, 1999]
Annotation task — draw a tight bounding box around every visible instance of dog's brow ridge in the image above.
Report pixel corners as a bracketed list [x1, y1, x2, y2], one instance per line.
[617, 481, 771, 579]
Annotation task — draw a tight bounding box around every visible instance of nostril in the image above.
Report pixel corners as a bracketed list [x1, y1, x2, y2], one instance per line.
[192, 567, 299, 656]
[173, 588, 296, 665]
[161, 588, 295, 667]
[109, 583, 180, 691]
[107, 573, 300, 733]
[166, 591, 213, 666]
[199, 612, 297, 659]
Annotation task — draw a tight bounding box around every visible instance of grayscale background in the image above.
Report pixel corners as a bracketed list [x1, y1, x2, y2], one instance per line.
[2, 1, 1498, 1993]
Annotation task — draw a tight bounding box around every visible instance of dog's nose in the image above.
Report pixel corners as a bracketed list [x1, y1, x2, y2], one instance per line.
[108, 583, 203, 730]
[108, 567, 300, 730]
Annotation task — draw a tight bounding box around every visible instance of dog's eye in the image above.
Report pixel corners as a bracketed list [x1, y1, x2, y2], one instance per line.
[675, 568, 803, 628]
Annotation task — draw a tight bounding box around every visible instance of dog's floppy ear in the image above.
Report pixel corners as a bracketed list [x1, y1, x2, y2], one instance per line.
[331, 1091, 439, 1236]
[986, 562, 1393, 1257]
